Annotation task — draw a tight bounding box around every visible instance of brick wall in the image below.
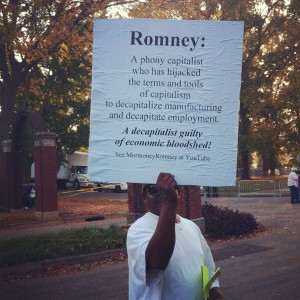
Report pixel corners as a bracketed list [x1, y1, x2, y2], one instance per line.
[1, 112, 59, 215]
[2, 146, 11, 208]
[176, 185, 203, 219]
[127, 183, 202, 222]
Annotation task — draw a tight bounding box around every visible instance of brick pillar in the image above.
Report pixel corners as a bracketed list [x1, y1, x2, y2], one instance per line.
[2, 140, 12, 208]
[177, 185, 205, 232]
[127, 183, 145, 224]
[1, 140, 23, 209]
[33, 132, 58, 221]
[176, 186, 202, 219]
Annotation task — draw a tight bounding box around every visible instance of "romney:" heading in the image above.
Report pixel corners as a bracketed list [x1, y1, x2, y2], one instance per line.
[130, 31, 205, 51]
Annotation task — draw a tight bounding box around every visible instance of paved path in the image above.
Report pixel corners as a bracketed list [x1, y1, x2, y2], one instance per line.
[206, 196, 300, 300]
[1, 196, 300, 300]
[0, 217, 127, 240]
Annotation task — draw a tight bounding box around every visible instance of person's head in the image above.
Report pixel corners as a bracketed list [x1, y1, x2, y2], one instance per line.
[291, 167, 297, 172]
[143, 184, 162, 215]
[143, 183, 180, 215]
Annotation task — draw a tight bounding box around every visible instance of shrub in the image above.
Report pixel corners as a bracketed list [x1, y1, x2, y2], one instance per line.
[202, 202, 258, 239]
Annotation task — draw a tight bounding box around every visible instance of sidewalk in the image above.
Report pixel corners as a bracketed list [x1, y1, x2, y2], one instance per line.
[0, 215, 128, 240]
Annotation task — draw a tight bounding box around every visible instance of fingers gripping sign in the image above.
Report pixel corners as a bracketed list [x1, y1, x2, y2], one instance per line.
[156, 173, 178, 207]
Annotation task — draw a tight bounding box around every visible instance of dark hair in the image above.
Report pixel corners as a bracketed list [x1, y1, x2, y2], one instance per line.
[143, 184, 160, 196]
[143, 184, 155, 190]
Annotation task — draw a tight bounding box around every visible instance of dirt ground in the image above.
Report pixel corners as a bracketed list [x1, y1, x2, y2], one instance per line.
[0, 196, 128, 227]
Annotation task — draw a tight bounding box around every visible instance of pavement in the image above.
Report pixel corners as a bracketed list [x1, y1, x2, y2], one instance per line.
[205, 195, 300, 300]
[1, 195, 300, 300]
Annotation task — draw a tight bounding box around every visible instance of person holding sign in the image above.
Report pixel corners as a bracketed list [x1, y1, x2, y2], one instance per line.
[127, 172, 225, 299]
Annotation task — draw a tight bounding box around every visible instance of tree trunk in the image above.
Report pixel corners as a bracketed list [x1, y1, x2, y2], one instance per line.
[262, 154, 269, 176]
[269, 150, 276, 176]
[239, 103, 251, 180]
[262, 151, 277, 176]
[240, 149, 251, 179]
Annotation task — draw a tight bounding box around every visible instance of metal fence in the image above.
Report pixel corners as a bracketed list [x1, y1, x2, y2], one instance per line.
[238, 180, 276, 198]
[202, 179, 290, 198]
[278, 180, 290, 197]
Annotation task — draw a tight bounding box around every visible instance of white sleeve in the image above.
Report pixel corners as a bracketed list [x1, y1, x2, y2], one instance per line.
[127, 220, 163, 289]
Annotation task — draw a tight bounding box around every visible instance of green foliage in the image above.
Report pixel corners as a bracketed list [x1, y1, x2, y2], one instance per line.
[202, 202, 259, 239]
[1, 0, 299, 182]
[0, 225, 127, 267]
[128, 0, 300, 176]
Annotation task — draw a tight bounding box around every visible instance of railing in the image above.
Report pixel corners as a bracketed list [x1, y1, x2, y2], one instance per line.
[278, 180, 290, 197]
[203, 186, 239, 197]
[203, 179, 289, 198]
[238, 180, 276, 197]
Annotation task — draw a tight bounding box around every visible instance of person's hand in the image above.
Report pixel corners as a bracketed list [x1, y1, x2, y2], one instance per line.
[156, 172, 178, 207]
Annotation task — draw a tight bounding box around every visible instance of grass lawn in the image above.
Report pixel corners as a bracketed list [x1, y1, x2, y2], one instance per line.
[0, 225, 127, 267]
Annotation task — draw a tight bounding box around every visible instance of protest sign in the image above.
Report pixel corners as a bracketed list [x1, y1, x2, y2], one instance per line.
[88, 19, 243, 186]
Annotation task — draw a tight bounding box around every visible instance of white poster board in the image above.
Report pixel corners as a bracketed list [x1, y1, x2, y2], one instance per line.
[88, 19, 244, 186]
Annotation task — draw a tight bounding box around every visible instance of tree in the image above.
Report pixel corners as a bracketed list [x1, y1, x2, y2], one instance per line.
[247, 0, 300, 173]
[0, 0, 139, 201]
[0, 0, 98, 200]
[128, 0, 296, 178]
[277, 0, 300, 165]
[1, 0, 298, 203]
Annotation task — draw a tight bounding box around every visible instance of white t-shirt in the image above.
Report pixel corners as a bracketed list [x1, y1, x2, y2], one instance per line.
[127, 212, 219, 300]
[288, 171, 299, 187]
